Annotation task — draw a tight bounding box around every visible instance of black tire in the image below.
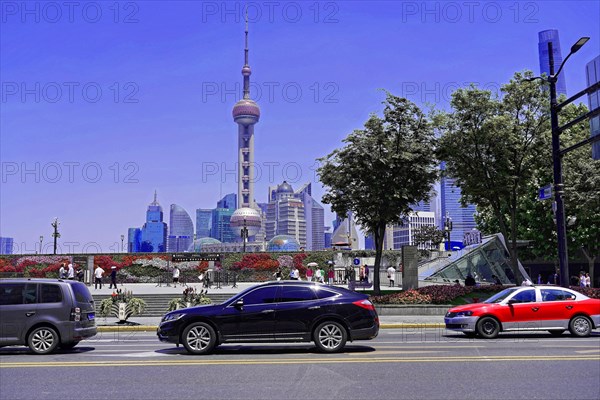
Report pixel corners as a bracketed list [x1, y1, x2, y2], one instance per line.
[569, 315, 592, 337]
[548, 330, 565, 336]
[463, 332, 477, 338]
[476, 317, 500, 339]
[59, 341, 79, 350]
[27, 326, 59, 355]
[314, 321, 347, 353]
[181, 322, 217, 355]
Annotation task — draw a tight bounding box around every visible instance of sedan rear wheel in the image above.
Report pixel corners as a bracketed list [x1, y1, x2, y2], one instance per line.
[476, 317, 500, 339]
[569, 316, 592, 337]
[182, 322, 217, 355]
[28, 326, 59, 355]
[314, 321, 347, 353]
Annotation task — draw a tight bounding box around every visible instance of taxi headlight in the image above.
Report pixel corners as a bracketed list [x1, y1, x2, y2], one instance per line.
[456, 311, 473, 317]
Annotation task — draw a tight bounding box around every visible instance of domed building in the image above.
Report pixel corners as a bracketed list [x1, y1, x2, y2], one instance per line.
[230, 207, 262, 238]
[265, 181, 306, 249]
[187, 237, 222, 253]
[267, 235, 301, 252]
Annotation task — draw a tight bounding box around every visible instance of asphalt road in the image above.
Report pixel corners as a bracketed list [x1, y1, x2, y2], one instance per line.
[1, 329, 599, 400]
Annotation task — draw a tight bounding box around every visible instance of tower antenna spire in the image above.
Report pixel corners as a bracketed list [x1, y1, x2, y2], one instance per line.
[242, 8, 250, 99]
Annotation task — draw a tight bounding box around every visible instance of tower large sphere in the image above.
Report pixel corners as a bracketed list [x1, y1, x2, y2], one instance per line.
[233, 98, 260, 126]
[230, 207, 262, 238]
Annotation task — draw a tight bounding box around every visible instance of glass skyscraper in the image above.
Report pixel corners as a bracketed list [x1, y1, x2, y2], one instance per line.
[439, 163, 477, 250]
[0, 237, 14, 254]
[538, 29, 567, 96]
[195, 209, 212, 238]
[211, 208, 235, 243]
[127, 228, 141, 253]
[217, 193, 237, 210]
[296, 183, 325, 251]
[140, 192, 167, 252]
[167, 204, 194, 252]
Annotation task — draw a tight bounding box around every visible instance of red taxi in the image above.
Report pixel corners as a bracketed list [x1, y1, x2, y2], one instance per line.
[445, 285, 600, 338]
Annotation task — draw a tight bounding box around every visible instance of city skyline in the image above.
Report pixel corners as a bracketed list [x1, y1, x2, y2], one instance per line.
[1, 2, 598, 253]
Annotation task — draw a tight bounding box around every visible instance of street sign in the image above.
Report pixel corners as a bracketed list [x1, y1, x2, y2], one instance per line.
[538, 185, 553, 201]
[353, 258, 360, 265]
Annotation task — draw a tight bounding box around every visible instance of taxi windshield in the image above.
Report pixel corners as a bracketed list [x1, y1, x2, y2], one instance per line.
[484, 287, 520, 304]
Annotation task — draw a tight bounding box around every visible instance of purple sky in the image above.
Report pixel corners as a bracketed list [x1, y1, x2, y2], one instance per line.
[1, 1, 599, 254]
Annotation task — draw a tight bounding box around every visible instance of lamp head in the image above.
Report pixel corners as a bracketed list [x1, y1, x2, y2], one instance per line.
[570, 37, 589, 54]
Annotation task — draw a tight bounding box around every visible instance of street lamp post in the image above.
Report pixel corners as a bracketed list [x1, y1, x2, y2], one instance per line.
[121, 235, 125, 253]
[51, 218, 60, 255]
[543, 37, 592, 287]
[39, 235, 43, 254]
[444, 213, 453, 251]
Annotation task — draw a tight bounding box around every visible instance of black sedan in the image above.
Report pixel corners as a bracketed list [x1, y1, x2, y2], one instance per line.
[157, 281, 379, 354]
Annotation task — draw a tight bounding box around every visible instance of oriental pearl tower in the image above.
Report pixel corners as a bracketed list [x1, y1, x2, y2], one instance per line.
[230, 14, 262, 240]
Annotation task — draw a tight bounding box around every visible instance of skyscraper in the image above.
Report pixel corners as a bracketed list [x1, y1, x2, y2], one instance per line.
[0, 237, 14, 254]
[586, 55, 600, 160]
[211, 208, 235, 243]
[217, 193, 237, 210]
[539, 29, 567, 96]
[140, 191, 167, 252]
[195, 208, 212, 238]
[232, 14, 260, 209]
[439, 163, 477, 249]
[167, 204, 194, 252]
[296, 183, 325, 251]
[265, 181, 306, 247]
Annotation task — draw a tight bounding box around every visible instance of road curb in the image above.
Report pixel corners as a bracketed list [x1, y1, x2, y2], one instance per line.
[97, 323, 446, 332]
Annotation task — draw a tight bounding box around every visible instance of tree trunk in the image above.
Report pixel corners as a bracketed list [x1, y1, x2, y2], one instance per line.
[372, 222, 386, 295]
[581, 247, 597, 288]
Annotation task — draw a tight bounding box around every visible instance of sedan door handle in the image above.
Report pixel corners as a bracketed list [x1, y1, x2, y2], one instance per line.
[261, 309, 275, 314]
[308, 306, 321, 310]
[25, 312, 36, 317]
[565, 305, 573, 310]
[531, 307, 539, 312]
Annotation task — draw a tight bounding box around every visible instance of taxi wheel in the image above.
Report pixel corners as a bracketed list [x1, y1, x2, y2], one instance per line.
[569, 316, 592, 337]
[476, 317, 500, 339]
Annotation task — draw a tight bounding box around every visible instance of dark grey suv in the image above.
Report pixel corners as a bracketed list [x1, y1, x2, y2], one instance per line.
[0, 278, 97, 354]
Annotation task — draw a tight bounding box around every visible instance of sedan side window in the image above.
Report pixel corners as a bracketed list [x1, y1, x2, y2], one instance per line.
[541, 289, 576, 301]
[241, 287, 278, 306]
[511, 289, 536, 303]
[279, 286, 317, 303]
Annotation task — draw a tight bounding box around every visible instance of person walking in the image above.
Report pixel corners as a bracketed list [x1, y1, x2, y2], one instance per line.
[273, 267, 283, 281]
[364, 265, 370, 283]
[306, 267, 313, 282]
[579, 271, 586, 287]
[172, 266, 180, 288]
[59, 263, 66, 279]
[76, 267, 84, 282]
[94, 265, 104, 289]
[67, 263, 75, 280]
[327, 267, 334, 285]
[109, 266, 118, 289]
[585, 272, 591, 287]
[387, 265, 396, 287]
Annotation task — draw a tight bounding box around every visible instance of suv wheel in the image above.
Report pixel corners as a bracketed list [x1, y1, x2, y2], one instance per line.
[476, 317, 500, 339]
[28, 327, 59, 355]
[182, 322, 217, 355]
[569, 316, 592, 337]
[314, 321, 347, 353]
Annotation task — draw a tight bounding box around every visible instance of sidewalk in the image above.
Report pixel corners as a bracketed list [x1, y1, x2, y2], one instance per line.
[91, 282, 445, 331]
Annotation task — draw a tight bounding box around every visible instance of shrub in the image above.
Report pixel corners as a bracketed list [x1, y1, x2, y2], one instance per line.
[371, 289, 432, 305]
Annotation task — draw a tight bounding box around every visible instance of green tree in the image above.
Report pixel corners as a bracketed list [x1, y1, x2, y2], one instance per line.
[318, 93, 438, 294]
[413, 225, 445, 250]
[435, 71, 550, 282]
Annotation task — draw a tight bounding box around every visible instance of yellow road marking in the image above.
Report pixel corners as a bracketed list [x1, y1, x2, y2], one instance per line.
[2, 355, 598, 368]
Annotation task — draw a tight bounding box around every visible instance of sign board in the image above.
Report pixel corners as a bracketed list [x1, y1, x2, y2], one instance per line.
[538, 185, 553, 201]
[171, 254, 221, 262]
[463, 230, 482, 247]
[353, 258, 360, 266]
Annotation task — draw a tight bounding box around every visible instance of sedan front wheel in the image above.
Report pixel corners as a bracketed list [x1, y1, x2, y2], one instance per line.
[182, 322, 217, 355]
[314, 321, 347, 353]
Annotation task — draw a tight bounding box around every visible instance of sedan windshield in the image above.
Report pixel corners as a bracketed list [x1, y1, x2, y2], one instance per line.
[484, 287, 521, 304]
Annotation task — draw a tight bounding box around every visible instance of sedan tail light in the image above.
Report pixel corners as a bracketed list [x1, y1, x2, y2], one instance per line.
[352, 299, 375, 311]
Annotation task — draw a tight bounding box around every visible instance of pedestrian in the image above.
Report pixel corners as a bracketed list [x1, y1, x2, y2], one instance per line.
[172, 266, 180, 288]
[306, 267, 313, 282]
[387, 265, 396, 287]
[67, 263, 75, 280]
[319, 267, 325, 283]
[585, 272, 591, 288]
[364, 265, 370, 283]
[273, 267, 282, 281]
[579, 271, 586, 287]
[315, 267, 322, 283]
[465, 274, 476, 286]
[59, 263, 66, 279]
[290, 266, 299, 280]
[359, 265, 365, 282]
[109, 266, 118, 289]
[327, 267, 334, 285]
[94, 265, 104, 289]
[492, 274, 502, 285]
[76, 267, 84, 282]
[552, 272, 559, 285]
